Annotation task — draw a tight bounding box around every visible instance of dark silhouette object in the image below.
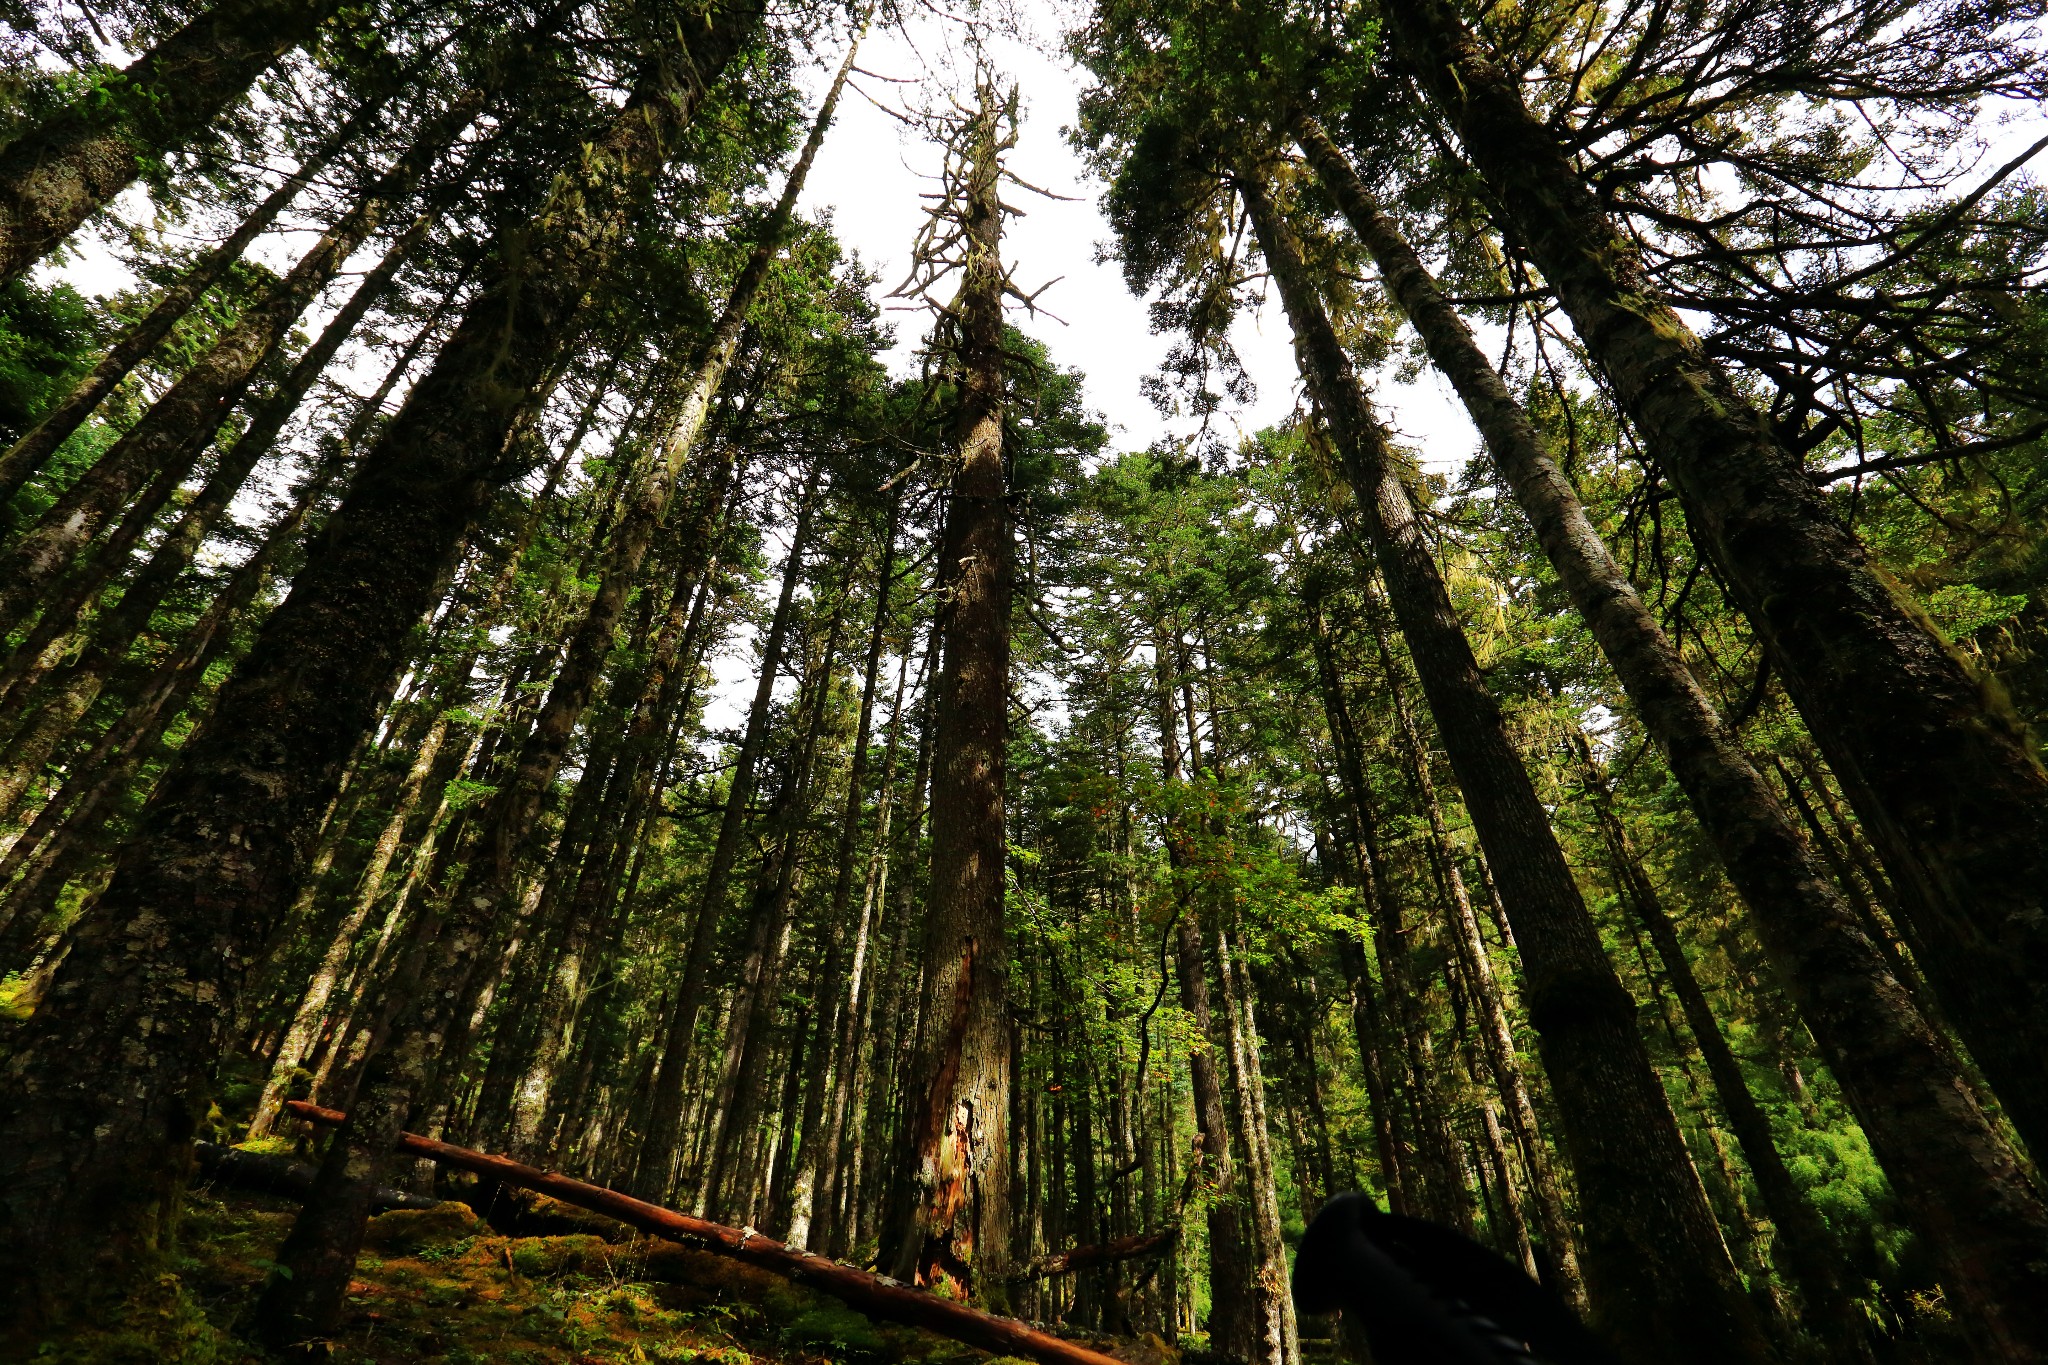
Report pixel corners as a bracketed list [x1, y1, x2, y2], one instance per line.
[1294, 1193, 1624, 1365]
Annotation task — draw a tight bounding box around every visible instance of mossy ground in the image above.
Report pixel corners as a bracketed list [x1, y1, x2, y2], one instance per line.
[20, 1184, 1011, 1365]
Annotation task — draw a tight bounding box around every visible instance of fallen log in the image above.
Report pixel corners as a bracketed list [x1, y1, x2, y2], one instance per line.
[283, 1100, 1127, 1365]
[1009, 1229, 1176, 1281]
[192, 1140, 438, 1212]
[1010, 1139, 1201, 1283]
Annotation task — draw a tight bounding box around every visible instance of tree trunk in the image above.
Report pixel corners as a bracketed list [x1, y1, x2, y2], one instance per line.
[1296, 117, 2048, 1353]
[1238, 169, 1768, 1364]
[247, 711, 455, 1142]
[889, 78, 1015, 1309]
[1364, 594, 1583, 1303]
[1154, 632, 1256, 1363]
[0, 0, 346, 285]
[815, 641, 922, 1253]
[0, 212, 432, 820]
[850, 644, 938, 1258]
[0, 5, 761, 1328]
[0, 88, 488, 627]
[1215, 926, 1299, 1365]
[0, 42, 434, 507]
[707, 597, 849, 1218]
[1370, 1, 2048, 1184]
[1308, 596, 1470, 1235]
[633, 462, 823, 1199]
[785, 498, 901, 1245]
[0, 448, 192, 708]
[0, 450, 332, 963]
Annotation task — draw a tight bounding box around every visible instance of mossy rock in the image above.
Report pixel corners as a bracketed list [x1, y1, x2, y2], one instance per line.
[506, 1231, 616, 1278]
[362, 1199, 481, 1253]
[784, 1303, 889, 1360]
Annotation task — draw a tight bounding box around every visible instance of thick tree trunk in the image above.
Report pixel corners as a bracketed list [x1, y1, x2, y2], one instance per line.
[889, 80, 1015, 1309]
[1369, 1, 2048, 1179]
[0, 6, 760, 1329]
[1296, 118, 2048, 1355]
[1239, 170, 1768, 1364]
[0, 0, 345, 285]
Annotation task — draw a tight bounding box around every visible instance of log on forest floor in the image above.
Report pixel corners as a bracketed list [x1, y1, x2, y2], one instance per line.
[283, 1100, 1135, 1365]
[192, 1139, 439, 1212]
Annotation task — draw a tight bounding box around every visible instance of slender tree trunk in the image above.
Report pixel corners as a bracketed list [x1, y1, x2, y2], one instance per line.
[1296, 118, 2048, 1352]
[0, 5, 762, 1327]
[0, 448, 191, 711]
[816, 642, 922, 1253]
[1309, 597, 1470, 1235]
[514, 510, 743, 1160]
[1368, 4, 2048, 1184]
[1238, 169, 1767, 1364]
[0, 43, 437, 507]
[0, 90, 488, 626]
[1154, 632, 1256, 1363]
[889, 78, 1015, 1309]
[785, 498, 900, 1245]
[632, 463, 823, 1199]
[1365, 594, 1584, 1302]
[707, 598, 849, 1217]
[851, 645, 937, 1257]
[0, 213, 433, 820]
[0, 0, 347, 285]
[0, 446, 335, 962]
[1215, 926, 1299, 1365]
[1572, 734, 1864, 1334]
[246, 712, 455, 1141]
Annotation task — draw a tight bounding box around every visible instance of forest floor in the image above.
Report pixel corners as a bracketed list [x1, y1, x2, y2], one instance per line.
[24, 1177, 1080, 1365]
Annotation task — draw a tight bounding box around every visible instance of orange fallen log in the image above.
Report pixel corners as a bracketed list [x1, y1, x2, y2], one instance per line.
[282, 1100, 1126, 1365]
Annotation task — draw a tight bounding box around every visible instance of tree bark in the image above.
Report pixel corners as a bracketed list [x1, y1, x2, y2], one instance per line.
[889, 77, 1016, 1309]
[0, 4, 761, 1328]
[0, 0, 345, 285]
[1296, 117, 2048, 1355]
[0, 41, 436, 507]
[0, 212, 432, 820]
[1238, 168, 1769, 1365]
[0, 88, 487, 627]
[1369, 0, 2048, 1178]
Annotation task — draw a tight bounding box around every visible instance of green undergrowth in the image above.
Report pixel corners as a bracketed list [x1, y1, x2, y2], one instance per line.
[25, 1186, 1027, 1365]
